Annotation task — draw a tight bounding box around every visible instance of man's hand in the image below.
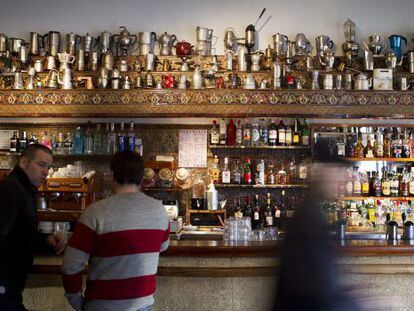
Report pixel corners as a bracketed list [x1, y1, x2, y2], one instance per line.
[47, 231, 67, 254]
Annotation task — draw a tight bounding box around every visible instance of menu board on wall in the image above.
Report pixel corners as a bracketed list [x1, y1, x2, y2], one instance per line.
[178, 129, 207, 168]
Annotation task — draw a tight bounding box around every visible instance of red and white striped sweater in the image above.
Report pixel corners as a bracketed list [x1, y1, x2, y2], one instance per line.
[61, 191, 170, 311]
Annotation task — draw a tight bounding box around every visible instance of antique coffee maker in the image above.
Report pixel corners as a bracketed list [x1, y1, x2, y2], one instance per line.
[113, 26, 137, 56]
[341, 18, 360, 67]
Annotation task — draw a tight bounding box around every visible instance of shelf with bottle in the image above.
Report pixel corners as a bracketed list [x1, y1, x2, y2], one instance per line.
[209, 145, 310, 150]
[6, 121, 144, 157]
[188, 209, 226, 214]
[209, 118, 311, 148]
[344, 158, 414, 162]
[215, 184, 309, 189]
[338, 196, 414, 201]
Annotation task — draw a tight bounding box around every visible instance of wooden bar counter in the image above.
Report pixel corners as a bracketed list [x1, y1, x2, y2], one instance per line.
[24, 239, 414, 310]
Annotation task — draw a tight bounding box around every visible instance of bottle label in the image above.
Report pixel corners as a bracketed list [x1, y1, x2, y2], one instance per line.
[376, 145, 383, 157]
[222, 171, 231, 184]
[338, 144, 345, 156]
[285, 132, 292, 145]
[235, 211, 243, 218]
[243, 129, 251, 142]
[293, 134, 300, 144]
[268, 174, 275, 184]
[362, 182, 370, 194]
[368, 209, 376, 222]
[346, 181, 353, 194]
[211, 133, 219, 144]
[382, 182, 390, 195]
[366, 150, 374, 158]
[353, 181, 361, 194]
[266, 216, 273, 226]
[299, 165, 307, 180]
[254, 211, 259, 220]
[275, 210, 281, 218]
[410, 181, 414, 195]
[244, 172, 252, 184]
[269, 130, 277, 140]
[261, 128, 268, 144]
[302, 135, 309, 145]
[278, 130, 286, 143]
[128, 137, 135, 151]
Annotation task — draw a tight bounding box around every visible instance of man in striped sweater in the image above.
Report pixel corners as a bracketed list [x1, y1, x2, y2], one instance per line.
[62, 150, 170, 311]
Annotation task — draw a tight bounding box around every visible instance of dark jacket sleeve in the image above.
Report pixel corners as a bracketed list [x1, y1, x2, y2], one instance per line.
[35, 232, 52, 254]
[0, 185, 21, 289]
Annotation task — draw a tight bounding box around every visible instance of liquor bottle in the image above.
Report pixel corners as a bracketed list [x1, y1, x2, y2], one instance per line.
[401, 170, 409, 197]
[298, 155, 308, 183]
[221, 157, 231, 184]
[232, 159, 242, 184]
[226, 119, 236, 146]
[252, 194, 263, 230]
[372, 171, 382, 197]
[101, 123, 110, 155]
[293, 119, 301, 146]
[403, 129, 411, 158]
[260, 118, 268, 146]
[279, 190, 287, 227]
[264, 193, 274, 227]
[285, 122, 293, 146]
[40, 131, 52, 150]
[235, 120, 243, 146]
[244, 196, 253, 219]
[353, 170, 362, 195]
[278, 164, 287, 185]
[209, 155, 220, 183]
[345, 127, 355, 157]
[288, 157, 297, 184]
[286, 196, 296, 219]
[367, 202, 376, 227]
[118, 121, 126, 152]
[267, 163, 276, 184]
[345, 168, 353, 196]
[242, 120, 252, 147]
[234, 196, 243, 218]
[56, 131, 64, 155]
[19, 131, 27, 152]
[10, 131, 18, 153]
[277, 119, 286, 146]
[391, 127, 402, 158]
[134, 138, 143, 156]
[381, 170, 391, 197]
[127, 121, 136, 151]
[51, 133, 58, 153]
[274, 199, 281, 228]
[64, 132, 73, 155]
[301, 119, 310, 146]
[107, 122, 117, 154]
[29, 133, 38, 145]
[410, 130, 414, 159]
[362, 172, 370, 196]
[337, 135, 345, 157]
[364, 135, 374, 158]
[73, 127, 84, 155]
[390, 171, 400, 197]
[84, 122, 94, 155]
[219, 118, 227, 145]
[92, 124, 102, 155]
[409, 167, 414, 196]
[354, 130, 364, 158]
[374, 128, 384, 158]
[243, 157, 252, 185]
[210, 120, 219, 145]
[255, 159, 265, 185]
[268, 119, 277, 146]
[383, 128, 391, 158]
[251, 119, 260, 146]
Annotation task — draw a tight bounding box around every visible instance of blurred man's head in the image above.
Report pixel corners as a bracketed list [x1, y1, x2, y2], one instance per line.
[18, 144, 53, 187]
[110, 150, 144, 189]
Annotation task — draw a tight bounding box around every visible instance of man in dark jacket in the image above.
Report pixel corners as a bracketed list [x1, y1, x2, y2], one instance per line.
[0, 144, 66, 311]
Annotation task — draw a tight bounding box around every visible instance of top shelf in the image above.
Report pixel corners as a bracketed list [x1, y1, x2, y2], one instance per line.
[344, 157, 414, 162]
[1, 89, 414, 118]
[209, 145, 310, 150]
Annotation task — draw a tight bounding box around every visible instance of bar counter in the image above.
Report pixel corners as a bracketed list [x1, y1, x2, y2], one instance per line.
[23, 238, 414, 310]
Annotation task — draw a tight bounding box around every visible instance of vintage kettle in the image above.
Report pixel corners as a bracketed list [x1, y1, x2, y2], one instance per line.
[113, 26, 137, 56]
[354, 73, 372, 90]
[158, 32, 177, 56]
[389, 34, 407, 58]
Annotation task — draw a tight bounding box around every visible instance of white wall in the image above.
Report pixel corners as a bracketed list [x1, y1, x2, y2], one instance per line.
[1, 0, 414, 54]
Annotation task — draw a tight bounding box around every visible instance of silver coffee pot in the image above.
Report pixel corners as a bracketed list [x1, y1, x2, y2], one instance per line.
[138, 32, 157, 56]
[65, 33, 81, 56]
[9, 38, 25, 55]
[158, 32, 177, 56]
[354, 73, 372, 90]
[315, 35, 334, 56]
[273, 33, 288, 57]
[0, 33, 8, 53]
[81, 33, 96, 54]
[97, 31, 113, 54]
[293, 33, 311, 55]
[113, 26, 137, 56]
[367, 34, 384, 56]
[29, 32, 44, 56]
[43, 31, 61, 56]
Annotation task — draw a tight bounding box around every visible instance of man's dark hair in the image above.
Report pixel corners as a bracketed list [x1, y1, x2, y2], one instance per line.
[19, 144, 53, 162]
[110, 150, 144, 186]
